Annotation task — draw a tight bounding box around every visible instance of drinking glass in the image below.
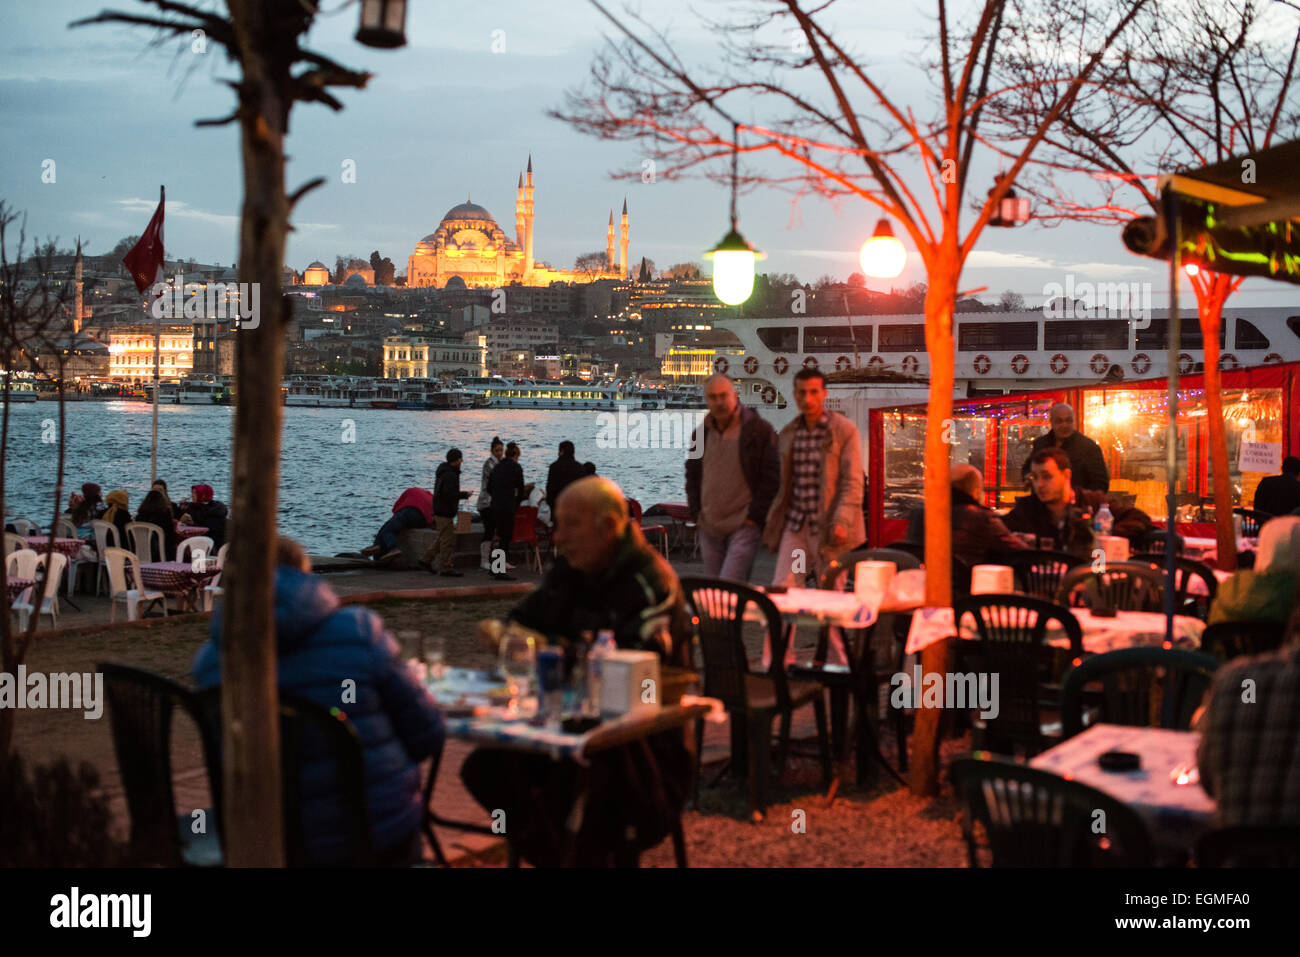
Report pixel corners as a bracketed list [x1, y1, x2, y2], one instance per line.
[499, 632, 537, 698]
[423, 635, 447, 682]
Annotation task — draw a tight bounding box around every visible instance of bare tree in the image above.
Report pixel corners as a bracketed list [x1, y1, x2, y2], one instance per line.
[998, 289, 1025, 311]
[989, 0, 1300, 570]
[574, 250, 611, 279]
[553, 0, 1149, 794]
[76, 0, 373, 865]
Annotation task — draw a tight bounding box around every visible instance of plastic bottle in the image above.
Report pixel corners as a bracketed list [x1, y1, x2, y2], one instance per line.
[587, 630, 616, 718]
[1094, 503, 1113, 536]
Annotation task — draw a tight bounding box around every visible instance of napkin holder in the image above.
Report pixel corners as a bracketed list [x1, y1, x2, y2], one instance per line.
[600, 650, 661, 719]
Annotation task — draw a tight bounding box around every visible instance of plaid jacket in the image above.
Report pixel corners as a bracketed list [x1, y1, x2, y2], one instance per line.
[1197, 643, 1300, 827]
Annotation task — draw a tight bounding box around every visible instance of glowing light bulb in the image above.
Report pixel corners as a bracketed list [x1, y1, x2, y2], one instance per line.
[859, 219, 906, 278]
[1184, 263, 1200, 277]
[705, 229, 762, 305]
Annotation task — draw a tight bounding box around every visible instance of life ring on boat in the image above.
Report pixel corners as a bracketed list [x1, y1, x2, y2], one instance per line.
[835, 355, 852, 372]
[743, 355, 759, 374]
[973, 354, 992, 375]
[1050, 353, 1069, 375]
[1264, 352, 1283, 365]
[803, 356, 819, 371]
[1178, 353, 1194, 375]
[867, 356, 885, 373]
[901, 355, 919, 375]
[761, 385, 777, 405]
[714, 356, 729, 374]
[1010, 354, 1029, 375]
[773, 356, 789, 375]
[1131, 353, 1151, 376]
[1090, 353, 1109, 375]
[1219, 353, 1239, 371]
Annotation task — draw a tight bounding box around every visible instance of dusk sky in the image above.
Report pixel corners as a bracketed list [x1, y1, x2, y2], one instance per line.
[3, 0, 1295, 307]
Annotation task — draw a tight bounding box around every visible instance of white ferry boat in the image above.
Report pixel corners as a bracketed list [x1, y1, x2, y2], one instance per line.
[2, 381, 37, 403]
[179, 379, 221, 404]
[458, 376, 632, 410]
[284, 376, 353, 408]
[713, 306, 1300, 432]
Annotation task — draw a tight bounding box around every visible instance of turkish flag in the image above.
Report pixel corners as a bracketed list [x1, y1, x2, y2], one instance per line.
[122, 190, 165, 293]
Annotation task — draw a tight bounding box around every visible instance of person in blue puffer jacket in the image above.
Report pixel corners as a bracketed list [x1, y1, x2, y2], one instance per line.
[193, 537, 444, 866]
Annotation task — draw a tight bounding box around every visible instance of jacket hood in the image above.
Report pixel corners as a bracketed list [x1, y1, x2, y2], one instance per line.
[436, 460, 458, 478]
[273, 566, 341, 649]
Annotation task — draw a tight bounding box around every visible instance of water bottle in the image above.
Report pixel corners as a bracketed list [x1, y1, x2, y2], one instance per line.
[587, 630, 616, 718]
[1094, 503, 1113, 536]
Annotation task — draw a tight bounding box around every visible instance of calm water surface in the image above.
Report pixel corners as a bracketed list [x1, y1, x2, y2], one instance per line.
[2, 401, 700, 555]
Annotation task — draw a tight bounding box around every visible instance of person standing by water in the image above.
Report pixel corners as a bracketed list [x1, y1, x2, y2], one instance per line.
[422, 448, 472, 577]
[545, 440, 587, 507]
[476, 436, 504, 571]
[486, 441, 528, 581]
[686, 373, 779, 582]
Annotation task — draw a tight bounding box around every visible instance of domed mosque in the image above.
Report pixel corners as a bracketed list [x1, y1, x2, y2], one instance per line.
[406, 155, 629, 288]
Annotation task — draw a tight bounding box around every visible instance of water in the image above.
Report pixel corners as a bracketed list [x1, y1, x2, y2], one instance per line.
[1, 401, 699, 555]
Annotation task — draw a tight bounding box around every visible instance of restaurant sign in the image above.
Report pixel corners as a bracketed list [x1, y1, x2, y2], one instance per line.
[1238, 439, 1281, 474]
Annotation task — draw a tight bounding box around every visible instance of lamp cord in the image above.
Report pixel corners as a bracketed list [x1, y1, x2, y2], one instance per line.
[730, 122, 739, 231]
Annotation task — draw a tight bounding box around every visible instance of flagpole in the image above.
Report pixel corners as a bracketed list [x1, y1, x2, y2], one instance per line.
[151, 185, 163, 484]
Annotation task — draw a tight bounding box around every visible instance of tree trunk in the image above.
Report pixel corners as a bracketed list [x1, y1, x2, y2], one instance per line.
[221, 0, 288, 867]
[909, 256, 958, 797]
[1195, 276, 1236, 572]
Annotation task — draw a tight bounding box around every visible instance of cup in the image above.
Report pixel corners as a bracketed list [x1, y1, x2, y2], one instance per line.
[970, 564, 1015, 595]
[854, 560, 896, 605]
[1096, 535, 1129, 563]
[892, 569, 927, 605]
[423, 635, 447, 682]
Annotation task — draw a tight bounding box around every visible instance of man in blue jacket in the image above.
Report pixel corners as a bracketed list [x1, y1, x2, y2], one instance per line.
[193, 538, 444, 866]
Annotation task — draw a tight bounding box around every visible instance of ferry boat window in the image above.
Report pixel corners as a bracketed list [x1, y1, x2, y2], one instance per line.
[1288, 316, 1300, 340]
[1233, 318, 1269, 349]
[1134, 317, 1224, 351]
[756, 326, 799, 353]
[1043, 320, 1129, 351]
[958, 322, 1039, 351]
[878, 324, 927, 352]
[804, 325, 868, 352]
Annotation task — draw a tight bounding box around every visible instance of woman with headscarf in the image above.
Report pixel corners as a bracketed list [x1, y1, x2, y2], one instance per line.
[68, 483, 104, 531]
[181, 483, 228, 550]
[135, 489, 180, 562]
[1209, 516, 1300, 625]
[102, 490, 131, 549]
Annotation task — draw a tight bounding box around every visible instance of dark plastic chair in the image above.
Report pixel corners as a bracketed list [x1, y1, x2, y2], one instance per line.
[950, 754, 1153, 867]
[99, 663, 224, 867]
[877, 541, 971, 596]
[1130, 553, 1218, 620]
[681, 576, 832, 819]
[1200, 619, 1288, 661]
[953, 595, 1084, 757]
[1233, 507, 1271, 537]
[1197, 826, 1300, 867]
[1008, 549, 1087, 602]
[1059, 646, 1221, 739]
[1057, 561, 1166, 612]
[1140, 528, 1185, 555]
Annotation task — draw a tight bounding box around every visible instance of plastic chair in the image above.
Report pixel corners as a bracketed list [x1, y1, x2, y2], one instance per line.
[56, 517, 80, 538]
[1233, 507, 1270, 537]
[1008, 550, 1087, 601]
[1200, 619, 1287, 661]
[90, 520, 120, 595]
[9, 517, 39, 536]
[104, 547, 167, 622]
[680, 576, 832, 819]
[6, 548, 39, 581]
[4, 532, 27, 556]
[1059, 646, 1221, 739]
[1197, 827, 1300, 867]
[99, 664, 225, 867]
[1140, 528, 1185, 555]
[950, 754, 1153, 867]
[177, 536, 215, 566]
[12, 552, 67, 631]
[1057, 561, 1166, 612]
[202, 543, 229, 612]
[878, 541, 971, 597]
[953, 594, 1083, 758]
[1130, 553, 1218, 619]
[508, 506, 544, 573]
[126, 521, 165, 564]
[627, 498, 670, 559]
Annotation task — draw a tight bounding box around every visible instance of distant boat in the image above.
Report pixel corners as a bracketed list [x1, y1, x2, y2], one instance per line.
[2, 381, 37, 403]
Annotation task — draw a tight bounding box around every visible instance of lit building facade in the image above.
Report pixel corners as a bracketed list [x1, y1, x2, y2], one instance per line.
[108, 324, 194, 381]
[383, 334, 486, 379]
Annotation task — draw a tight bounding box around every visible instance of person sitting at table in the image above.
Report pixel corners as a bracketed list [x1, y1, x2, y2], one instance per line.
[193, 537, 445, 866]
[102, 489, 131, 550]
[1208, 515, 1300, 626]
[906, 465, 1028, 567]
[178, 483, 228, 550]
[462, 477, 692, 866]
[65, 482, 105, 539]
[151, 479, 181, 520]
[1253, 456, 1300, 519]
[134, 489, 179, 562]
[1004, 448, 1151, 557]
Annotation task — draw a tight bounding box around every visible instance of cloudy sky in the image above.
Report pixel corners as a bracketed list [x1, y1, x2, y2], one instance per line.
[3, 0, 1295, 307]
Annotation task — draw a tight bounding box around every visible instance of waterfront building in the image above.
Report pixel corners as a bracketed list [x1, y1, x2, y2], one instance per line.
[382, 334, 486, 379]
[107, 324, 194, 382]
[462, 318, 559, 369]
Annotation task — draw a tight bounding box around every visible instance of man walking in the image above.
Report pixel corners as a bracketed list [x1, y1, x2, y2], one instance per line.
[422, 448, 471, 576]
[685, 373, 779, 581]
[1020, 402, 1110, 492]
[764, 368, 865, 587]
[546, 440, 587, 507]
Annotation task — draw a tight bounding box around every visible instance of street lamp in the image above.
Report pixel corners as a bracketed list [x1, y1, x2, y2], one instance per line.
[859, 219, 906, 278]
[356, 0, 407, 48]
[705, 123, 764, 305]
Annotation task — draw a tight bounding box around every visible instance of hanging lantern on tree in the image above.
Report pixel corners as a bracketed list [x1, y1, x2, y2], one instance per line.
[705, 123, 764, 305]
[356, 0, 407, 48]
[859, 218, 907, 278]
[987, 182, 1031, 227]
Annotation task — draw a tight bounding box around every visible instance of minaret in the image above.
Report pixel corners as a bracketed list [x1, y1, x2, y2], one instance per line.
[73, 237, 84, 334]
[606, 210, 616, 272]
[515, 172, 526, 249]
[523, 154, 535, 279]
[619, 198, 629, 279]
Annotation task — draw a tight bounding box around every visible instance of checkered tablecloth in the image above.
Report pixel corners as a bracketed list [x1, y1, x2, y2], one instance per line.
[24, 536, 85, 560]
[137, 561, 219, 595]
[176, 525, 209, 540]
[905, 606, 1205, 656]
[7, 577, 32, 601]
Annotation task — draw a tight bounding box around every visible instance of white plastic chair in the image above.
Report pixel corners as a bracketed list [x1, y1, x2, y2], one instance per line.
[4, 532, 26, 556]
[125, 522, 165, 564]
[90, 520, 120, 595]
[6, 548, 39, 581]
[103, 547, 167, 622]
[12, 552, 66, 631]
[202, 543, 229, 612]
[177, 536, 215, 566]
[9, 517, 38, 536]
[56, 517, 79, 538]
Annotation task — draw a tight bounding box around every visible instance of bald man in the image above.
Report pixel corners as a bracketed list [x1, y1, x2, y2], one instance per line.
[507, 476, 689, 661]
[906, 465, 1027, 568]
[1021, 402, 1109, 492]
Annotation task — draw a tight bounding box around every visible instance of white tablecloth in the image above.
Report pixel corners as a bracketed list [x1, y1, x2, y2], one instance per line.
[904, 606, 1205, 656]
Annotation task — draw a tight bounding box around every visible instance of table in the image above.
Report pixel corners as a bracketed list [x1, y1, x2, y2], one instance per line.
[645, 501, 692, 552]
[176, 525, 209, 541]
[1030, 723, 1215, 862]
[420, 667, 712, 866]
[905, 606, 1205, 656]
[24, 536, 85, 560]
[1180, 535, 1256, 564]
[137, 561, 221, 611]
[7, 577, 32, 602]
